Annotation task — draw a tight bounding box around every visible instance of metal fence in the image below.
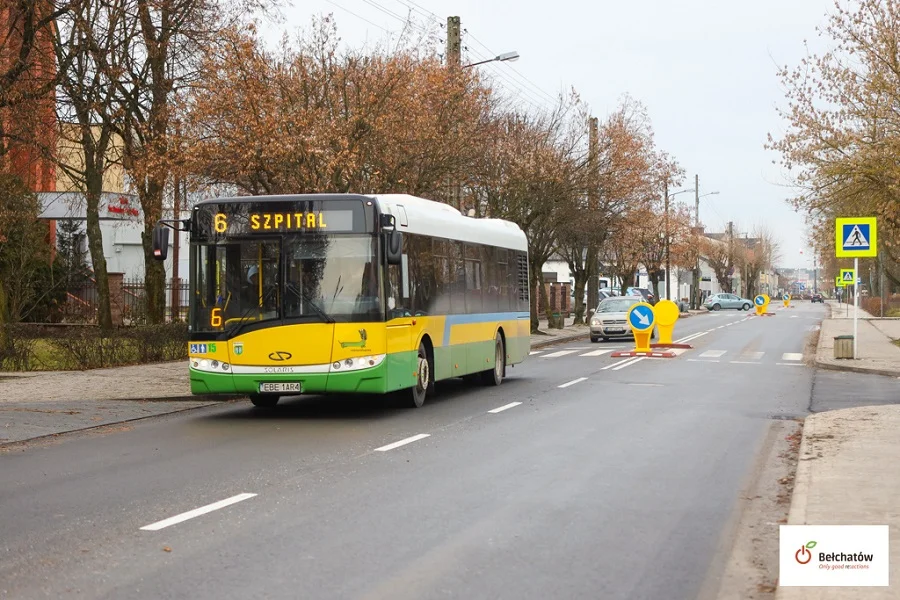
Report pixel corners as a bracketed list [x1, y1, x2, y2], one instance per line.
[64, 278, 189, 324]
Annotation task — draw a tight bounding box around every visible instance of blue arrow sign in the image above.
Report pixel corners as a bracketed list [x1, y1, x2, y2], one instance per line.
[755, 295, 766, 306]
[783, 294, 790, 301]
[628, 304, 654, 331]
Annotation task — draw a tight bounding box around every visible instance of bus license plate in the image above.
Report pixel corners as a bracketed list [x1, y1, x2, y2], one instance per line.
[259, 382, 301, 393]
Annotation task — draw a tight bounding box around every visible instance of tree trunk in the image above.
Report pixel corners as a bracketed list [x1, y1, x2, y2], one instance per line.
[0, 283, 8, 354]
[649, 272, 661, 301]
[140, 179, 166, 324]
[85, 182, 112, 331]
[529, 256, 541, 332]
[585, 244, 599, 316]
[540, 278, 559, 329]
[571, 269, 587, 325]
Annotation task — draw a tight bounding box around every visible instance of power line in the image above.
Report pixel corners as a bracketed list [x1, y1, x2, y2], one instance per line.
[390, 0, 438, 22]
[463, 47, 549, 111]
[360, 0, 433, 38]
[361, 0, 407, 23]
[325, 0, 394, 33]
[464, 30, 558, 105]
[397, 0, 440, 20]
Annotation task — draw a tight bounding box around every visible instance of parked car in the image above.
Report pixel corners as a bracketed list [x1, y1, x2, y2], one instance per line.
[625, 287, 657, 305]
[589, 296, 656, 342]
[811, 293, 824, 303]
[704, 293, 753, 311]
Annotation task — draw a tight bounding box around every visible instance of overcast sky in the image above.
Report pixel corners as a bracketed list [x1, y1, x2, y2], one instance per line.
[274, 0, 835, 269]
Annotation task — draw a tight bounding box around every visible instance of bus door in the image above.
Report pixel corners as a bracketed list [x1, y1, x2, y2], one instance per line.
[385, 257, 416, 392]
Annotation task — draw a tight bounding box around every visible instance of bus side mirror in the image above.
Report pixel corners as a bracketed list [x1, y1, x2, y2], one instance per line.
[152, 223, 169, 261]
[386, 230, 402, 265]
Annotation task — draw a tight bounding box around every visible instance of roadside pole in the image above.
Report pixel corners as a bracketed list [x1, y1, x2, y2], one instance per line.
[835, 217, 877, 361]
[854, 256, 859, 359]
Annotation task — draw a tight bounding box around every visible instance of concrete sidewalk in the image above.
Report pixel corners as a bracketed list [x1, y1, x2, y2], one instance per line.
[815, 301, 900, 377]
[774, 301, 900, 596]
[776, 405, 900, 599]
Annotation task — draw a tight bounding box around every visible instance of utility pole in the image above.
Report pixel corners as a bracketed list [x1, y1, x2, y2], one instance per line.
[446, 16, 462, 210]
[693, 174, 700, 309]
[664, 180, 670, 300]
[170, 175, 181, 322]
[586, 117, 599, 314]
[727, 221, 734, 293]
[446, 16, 461, 67]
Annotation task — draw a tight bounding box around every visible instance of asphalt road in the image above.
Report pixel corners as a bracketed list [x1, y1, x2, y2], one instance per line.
[2, 301, 896, 599]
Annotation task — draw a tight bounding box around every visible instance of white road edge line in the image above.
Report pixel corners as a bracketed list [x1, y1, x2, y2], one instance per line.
[613, 357, 646, 370]
[558, 377, 588, 388]
[140, 493, 257, 531]
[488, 402, 522, 414]
[602, 357, 634, 370]
[676, 331, 708, 343]
[375, 433, 431, 452]
[730, 361, 761, 364]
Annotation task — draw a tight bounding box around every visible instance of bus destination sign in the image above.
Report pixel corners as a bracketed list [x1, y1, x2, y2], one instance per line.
[207, 208, 356, 236]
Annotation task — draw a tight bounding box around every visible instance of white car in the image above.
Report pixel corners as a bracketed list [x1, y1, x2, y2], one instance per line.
[589, 297, 656, 342]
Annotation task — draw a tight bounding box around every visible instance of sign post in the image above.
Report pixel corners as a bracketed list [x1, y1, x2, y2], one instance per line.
[629, 303, 654, 352]
[610, 303, 676, 358]
[835, 217, 878, 359]
[754, 294, 769, 316]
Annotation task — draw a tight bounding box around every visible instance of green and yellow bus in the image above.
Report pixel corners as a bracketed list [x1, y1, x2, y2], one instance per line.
[152, 194, 531, 408]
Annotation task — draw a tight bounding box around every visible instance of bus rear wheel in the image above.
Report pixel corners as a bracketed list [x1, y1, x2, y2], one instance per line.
[249, 394, 280, 408]
[481, 332, 505, 386]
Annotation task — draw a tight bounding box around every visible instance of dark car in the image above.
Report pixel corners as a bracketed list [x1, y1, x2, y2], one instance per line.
[811, 293, 824, 303]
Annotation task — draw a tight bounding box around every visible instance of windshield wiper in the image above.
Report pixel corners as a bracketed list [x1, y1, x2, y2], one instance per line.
[226, 286, 281, 338]
[285, 282, 335, 324]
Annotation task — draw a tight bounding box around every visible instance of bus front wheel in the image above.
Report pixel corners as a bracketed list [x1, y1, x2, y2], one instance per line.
[406, 342, 430, 408]
[481, 332, 505, 386]
[249, 394, 280, 408]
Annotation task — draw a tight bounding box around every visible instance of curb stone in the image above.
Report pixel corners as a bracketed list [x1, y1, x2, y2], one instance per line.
[530, 330, 589, 349]
[0, 398, 244, 450]
[813, 359, 900, 379]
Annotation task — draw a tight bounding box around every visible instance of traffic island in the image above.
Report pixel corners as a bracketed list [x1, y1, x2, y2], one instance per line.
[610, 349, 676, 358]
[650, 342, 694, 350]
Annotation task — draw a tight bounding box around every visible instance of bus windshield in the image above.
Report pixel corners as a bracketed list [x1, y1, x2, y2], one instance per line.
[191, 234, 382, 334]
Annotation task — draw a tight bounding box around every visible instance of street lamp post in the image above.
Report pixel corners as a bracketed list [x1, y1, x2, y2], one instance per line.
[664, 186, 695, 301]
[462, 51, 520, 68]
[692, 189, 719, 309]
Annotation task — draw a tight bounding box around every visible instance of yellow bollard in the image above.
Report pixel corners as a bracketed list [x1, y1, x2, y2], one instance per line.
[652, 300, 680, 345]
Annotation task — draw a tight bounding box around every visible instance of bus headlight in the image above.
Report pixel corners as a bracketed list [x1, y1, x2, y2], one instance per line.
[329, 354, 386, 373]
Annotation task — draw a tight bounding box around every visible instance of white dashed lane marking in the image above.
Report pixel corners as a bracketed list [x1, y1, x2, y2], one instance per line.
[140, 493, 257, 531]
[375, 434, 431, 452]
[488, 402, 522, 414]
[699, 350, 727, 358]
[782, 353, 803, 361]
[558, 377, 588, 388]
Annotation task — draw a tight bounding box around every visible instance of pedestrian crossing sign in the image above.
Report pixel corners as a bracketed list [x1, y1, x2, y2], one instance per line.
[835, 217, 877, 257]
[839, 268, 856, 285]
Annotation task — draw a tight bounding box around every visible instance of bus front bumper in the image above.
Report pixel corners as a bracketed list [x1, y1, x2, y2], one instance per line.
[189, 361, 391, 396]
